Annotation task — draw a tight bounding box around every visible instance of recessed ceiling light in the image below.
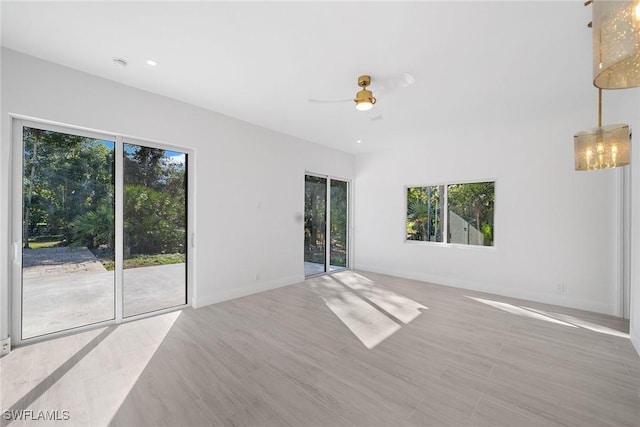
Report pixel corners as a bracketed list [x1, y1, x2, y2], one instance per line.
[146, 59, 158, 67]
[112, 58, 128, 68]
[356, 139, 363, 144]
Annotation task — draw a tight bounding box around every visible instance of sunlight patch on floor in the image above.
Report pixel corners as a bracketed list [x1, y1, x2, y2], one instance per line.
[1, 311, 181, 426]
[467, 296, 577, 328]
[309, 272, 427, 349]
[337, 272, 427, 324]
[522, 306, 629, 338]
[468, 296, 629, 338]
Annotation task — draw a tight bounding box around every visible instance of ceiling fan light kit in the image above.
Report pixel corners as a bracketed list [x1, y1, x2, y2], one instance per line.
[308, 72, 414, 111]
[354, 75, 377, 111]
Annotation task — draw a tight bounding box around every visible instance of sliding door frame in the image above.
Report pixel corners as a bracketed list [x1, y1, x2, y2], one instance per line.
[10, 117, 194, 347]
[304, 172, 352, 277]
[120, 136, 192, 318]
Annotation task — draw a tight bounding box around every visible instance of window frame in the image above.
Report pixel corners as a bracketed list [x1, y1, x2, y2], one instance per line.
[405, 184, 446, 244]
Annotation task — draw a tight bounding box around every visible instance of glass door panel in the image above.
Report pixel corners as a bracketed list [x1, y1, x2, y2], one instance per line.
[329, 179, 348, 271]
[21, 126, 115, 339]
[122, 143, 187, 317]
[304, 175, 327, 277]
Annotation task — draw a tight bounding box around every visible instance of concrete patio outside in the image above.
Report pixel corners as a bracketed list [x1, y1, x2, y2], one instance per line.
[304, 261, 347, 277]
[21, 247, 186, 339]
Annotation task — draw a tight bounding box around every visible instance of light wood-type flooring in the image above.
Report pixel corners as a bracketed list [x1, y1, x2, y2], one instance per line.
[2, 270, 640, 426]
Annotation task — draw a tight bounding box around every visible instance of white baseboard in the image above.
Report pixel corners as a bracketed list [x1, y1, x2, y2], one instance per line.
[192, 274, 304, 308]
[354, 264, 616, 315]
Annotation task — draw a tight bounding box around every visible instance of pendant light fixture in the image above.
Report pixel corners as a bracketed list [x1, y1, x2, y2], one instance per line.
[574, 88, 630, 171]
[354, 75, 377, 111]
[592, 0, 640, 89]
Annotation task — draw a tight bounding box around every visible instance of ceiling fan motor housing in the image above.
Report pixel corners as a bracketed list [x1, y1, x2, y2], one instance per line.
[358, 75, 372, 88]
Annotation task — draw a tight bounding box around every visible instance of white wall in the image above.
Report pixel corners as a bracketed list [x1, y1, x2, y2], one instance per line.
[3, 47, 638, 356]
[354, 93, 632, 316]
[616, 89, 640, 355]
[0, 48, 354, 340]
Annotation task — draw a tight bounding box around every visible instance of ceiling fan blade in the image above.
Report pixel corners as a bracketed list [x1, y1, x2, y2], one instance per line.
[309, 72, 414, 107]
[308, 98, 352, 104]
[369, 113, 384, 122]
[371, 72, 415, 93]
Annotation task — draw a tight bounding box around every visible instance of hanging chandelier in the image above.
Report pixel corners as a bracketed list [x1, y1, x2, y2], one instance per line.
[574, 89, 630, 171]
[592, 0, 640, 89]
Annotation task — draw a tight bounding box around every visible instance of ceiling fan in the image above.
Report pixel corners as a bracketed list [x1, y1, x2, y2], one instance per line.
[308, 72, 416, 113]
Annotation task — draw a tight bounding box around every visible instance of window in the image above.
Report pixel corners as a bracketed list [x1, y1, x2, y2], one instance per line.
[406, 181, 495, 247]
[447, 182, 495, 246]
[406, 185, 444, 242]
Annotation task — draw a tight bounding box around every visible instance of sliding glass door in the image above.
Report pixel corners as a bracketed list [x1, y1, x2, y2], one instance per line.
[123, 143, 188, 317]
[304, 175, 327, 276]
[13, 120, 191, 343]
[329, 179, 348, 271]
[19, 126, 116, 339]
[304, 174, 349, 277]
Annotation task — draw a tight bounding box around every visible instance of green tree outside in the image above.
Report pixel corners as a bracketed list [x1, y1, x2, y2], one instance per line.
[447, 182, 494, 246]
[22, 128, 187, 268]
[406, 182, 494, 246]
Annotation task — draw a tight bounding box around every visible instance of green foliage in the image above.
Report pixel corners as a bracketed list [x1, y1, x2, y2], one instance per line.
[71, 199, 114, 249]
[406, 186, 443, 241]
[28, 239, 64, 249]
[22, 127, 114, 248]
[101, 260, 115, 271]
[304, 177, 349, 267]
[304, 176, 326, 264]
[123, 144, 186, 256]
[95, 253, 184, 271]
[330, 180, 348, 267]
[124, 253, 185, 269]
[124, 146, 166, 188]
[124, 185, 186, 255]
[22, 128, 187, 257]
[447, 182, 495, 246]
[406, 183, 494, 245]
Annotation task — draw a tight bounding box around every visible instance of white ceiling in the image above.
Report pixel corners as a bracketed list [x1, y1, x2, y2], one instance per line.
[1, 1, 593, 154]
